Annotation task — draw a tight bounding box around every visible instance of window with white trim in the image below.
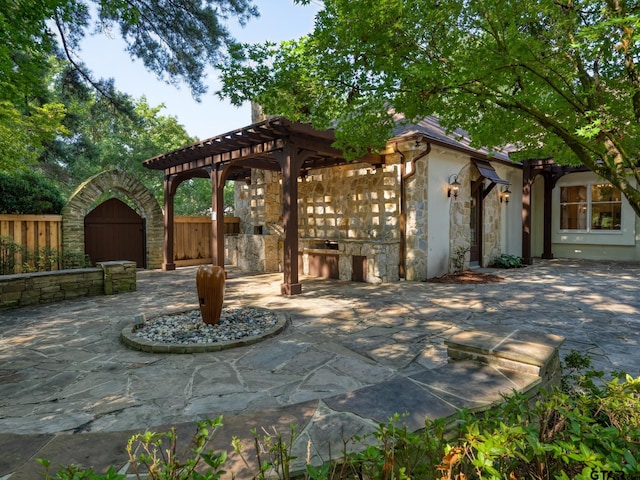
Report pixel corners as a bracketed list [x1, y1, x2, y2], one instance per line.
[559, 183, 622, 231]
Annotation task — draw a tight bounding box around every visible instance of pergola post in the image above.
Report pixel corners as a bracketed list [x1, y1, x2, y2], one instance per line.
[163, 175, 176, 271]
[210, 166, 226, 268]
[542, 173, 554, 259]
[279, 144, 304, 295]
[522, 160, 533, 265]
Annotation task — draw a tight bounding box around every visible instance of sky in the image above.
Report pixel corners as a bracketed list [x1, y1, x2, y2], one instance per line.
[79, 0, 322, 141]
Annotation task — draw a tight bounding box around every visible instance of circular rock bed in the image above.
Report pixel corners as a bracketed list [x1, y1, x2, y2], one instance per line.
[120, 307, 289, 353]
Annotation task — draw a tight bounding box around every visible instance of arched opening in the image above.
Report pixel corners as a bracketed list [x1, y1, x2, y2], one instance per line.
[62, 170, 164, 269]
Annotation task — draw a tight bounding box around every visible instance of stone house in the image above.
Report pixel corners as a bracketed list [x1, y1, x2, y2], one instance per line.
[144, 110, 640, 292]
[227, 113, 522, 283]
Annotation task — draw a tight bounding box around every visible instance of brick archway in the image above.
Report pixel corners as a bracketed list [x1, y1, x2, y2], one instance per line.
[62, 170, 163, 269]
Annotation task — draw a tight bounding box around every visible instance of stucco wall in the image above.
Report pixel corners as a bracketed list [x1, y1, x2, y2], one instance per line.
[549, 172, 640, 261]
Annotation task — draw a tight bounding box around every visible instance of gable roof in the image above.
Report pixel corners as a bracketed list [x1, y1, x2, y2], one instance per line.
[390, 114, 516, 165]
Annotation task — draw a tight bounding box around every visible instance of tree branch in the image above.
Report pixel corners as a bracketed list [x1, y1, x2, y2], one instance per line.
[53, 11, 125, 110]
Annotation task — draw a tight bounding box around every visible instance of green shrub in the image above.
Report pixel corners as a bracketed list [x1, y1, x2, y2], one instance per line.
[0, 238, 91, 275]
[490, 254, 525, 269]
[61, 250, 93, 269]
[0, 236, 22, 275]
[0, 170, 65, 214]
[451, 245, 471, 274]
[39, 418, 227, 480]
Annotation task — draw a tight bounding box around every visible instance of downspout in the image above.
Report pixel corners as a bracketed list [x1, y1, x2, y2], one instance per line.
[395, 138, 431, 279]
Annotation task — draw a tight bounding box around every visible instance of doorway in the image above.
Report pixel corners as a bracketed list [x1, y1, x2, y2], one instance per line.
[469, 180, 483, 265]
[84, 198, 146, 267]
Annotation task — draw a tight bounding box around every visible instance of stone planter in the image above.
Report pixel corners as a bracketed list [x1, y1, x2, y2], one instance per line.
[196, 265, 225, 324]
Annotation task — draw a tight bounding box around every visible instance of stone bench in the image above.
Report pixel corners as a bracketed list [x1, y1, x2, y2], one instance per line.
[444, 328, 565, 392]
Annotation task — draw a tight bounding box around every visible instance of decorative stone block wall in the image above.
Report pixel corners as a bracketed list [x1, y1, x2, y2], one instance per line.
[234, 170, 282, 235]
[0, 261, 136, 309]
[298, 163, 401, 241]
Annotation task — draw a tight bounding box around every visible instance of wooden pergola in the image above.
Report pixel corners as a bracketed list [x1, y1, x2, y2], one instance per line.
[521, 158, 590, 263]
[143, 117, 381, 295]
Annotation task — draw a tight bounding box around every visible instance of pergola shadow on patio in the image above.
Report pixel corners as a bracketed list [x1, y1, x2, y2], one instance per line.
[143, 117, 381, 295]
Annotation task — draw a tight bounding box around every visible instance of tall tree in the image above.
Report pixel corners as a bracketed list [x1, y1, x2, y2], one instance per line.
[2, 0, 257, 102]
[218, 0, 640, 217]
[0, 0, 258, 170]
[41, 63, 196, 197]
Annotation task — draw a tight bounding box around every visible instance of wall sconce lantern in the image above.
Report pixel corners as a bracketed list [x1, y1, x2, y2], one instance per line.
[448, 174, 461, 199]
[501, 186, 511, 204]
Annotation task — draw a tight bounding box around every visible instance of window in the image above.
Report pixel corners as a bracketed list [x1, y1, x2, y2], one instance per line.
[560, 183, 621, 231]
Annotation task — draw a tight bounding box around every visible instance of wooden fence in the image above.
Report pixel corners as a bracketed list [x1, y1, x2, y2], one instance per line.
[174, 216, 240, 267]
[0, 214, 241, 273]
[0, 214, 63, 273]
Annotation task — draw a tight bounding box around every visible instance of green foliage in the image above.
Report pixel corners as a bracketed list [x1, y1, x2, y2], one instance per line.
[348, 413, 449, 480]
[37, 459, 124, 480]
[39, 417, 227, 479]
[1, 0, 258, 104]
[232, 424, 298, 480]
[0, 171, 65, 214]
[0, 237, 21, 275]
[0, 101, 68, 171]
[1, 0, 257, 186]
[0, 237, 92, 275]
[41, 66, 197, 200]
[219, 0, 640, 217]
[490, 254, 524, 269]
[125, 417, 227, 479]
[450, 245, 470, 275]
[61, 250, 93, 270]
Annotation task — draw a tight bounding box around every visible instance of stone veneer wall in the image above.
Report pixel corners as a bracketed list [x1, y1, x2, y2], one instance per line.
[404, 151, 430, 281]
[482, 182, 502, 266]
[62, 170, 164, 269]
[225, 235, 282, 273]
[0, 261, 136, 309]
[448, 163, 503, 270]
[449, 163, 473, 271]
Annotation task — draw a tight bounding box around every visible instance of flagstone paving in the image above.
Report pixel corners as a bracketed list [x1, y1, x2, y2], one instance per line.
[0, 259, 639, 479]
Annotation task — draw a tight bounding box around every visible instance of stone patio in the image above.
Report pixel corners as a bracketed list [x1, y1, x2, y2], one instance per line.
[1, 259, 639, 479]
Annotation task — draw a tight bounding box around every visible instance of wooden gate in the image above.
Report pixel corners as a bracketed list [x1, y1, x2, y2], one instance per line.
[84, 198, 145, 268]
